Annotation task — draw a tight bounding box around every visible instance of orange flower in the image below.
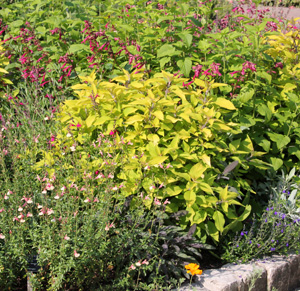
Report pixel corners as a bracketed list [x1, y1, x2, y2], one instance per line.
[185, 263, 203, 276]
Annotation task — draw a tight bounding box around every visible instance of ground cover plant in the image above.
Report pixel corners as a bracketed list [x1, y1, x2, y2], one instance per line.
[0, 0, 300, 290]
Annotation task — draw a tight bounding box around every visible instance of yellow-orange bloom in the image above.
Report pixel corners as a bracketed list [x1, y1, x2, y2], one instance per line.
[185, 263, 203, 276]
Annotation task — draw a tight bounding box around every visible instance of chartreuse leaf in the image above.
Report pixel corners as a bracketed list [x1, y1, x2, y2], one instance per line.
[215, 98, 236, 110]
[165, 185, 183, 197]
[85, 115, 96, 128]
[148, 156, 168, 166]
[213, 211, 225, 232]
[189, 163, 207, 180]
[192, 210, 207, 224]
[184, 191, 196, 207]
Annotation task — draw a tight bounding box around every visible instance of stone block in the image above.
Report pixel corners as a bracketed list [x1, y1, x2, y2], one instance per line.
[255, 256, 291, 291]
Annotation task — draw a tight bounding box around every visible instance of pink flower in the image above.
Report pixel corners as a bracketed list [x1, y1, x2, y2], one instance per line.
[64, 235, 70, 240]
[33, 134, 40, 143]
[27, 212, 33, 217]
[129, 264, 136, 270]
[74, 250, 80, 258]
[154, 197, 161, 206]
[142, 259, 149, 265]
[46, 183, 54, 191]
[47, 208, 54, 215]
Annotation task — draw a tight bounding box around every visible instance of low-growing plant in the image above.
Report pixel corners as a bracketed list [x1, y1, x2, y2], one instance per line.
[221, 169, 300, 263]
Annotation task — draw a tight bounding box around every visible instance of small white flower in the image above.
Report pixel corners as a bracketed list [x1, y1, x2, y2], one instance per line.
[66, 133, 72, 138]
[112, 186, 118, 191]
[70, 146, 76, 152]
[64, 235, 70, 240]
[144, 166, 150, 170]
[44, 116, 49, 120]
[27, 198, 33, 204]
[42, 190, 47, 194]
[20, 219, 25, 223]
[18, 207, 23, 212]
[0, 234, 5, 239]
[54, 195, 60, 200]
[135, 261, 141, 267]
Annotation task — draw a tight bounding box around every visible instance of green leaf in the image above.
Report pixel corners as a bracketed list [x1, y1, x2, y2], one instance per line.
[256, 137, 271, 152]
[257, 71, 272, 84]
[213, 211, 225, 232]
[177, 58, 192, 77]
[267, 133, 290, 150]
[69, 44, 89, 53]
[10, 20, 23, 27]
[257, 104, 272, 121]
[160, 57, 170, 69]
[178, 32, 193, 48]
[237, 205, 251, 221]
[237, 87, 255, 103]
[118, 24, 134, 32]
[157, 44, 175, 58]
[270, 157, 283, 171]
[206, 221, 219, 242]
